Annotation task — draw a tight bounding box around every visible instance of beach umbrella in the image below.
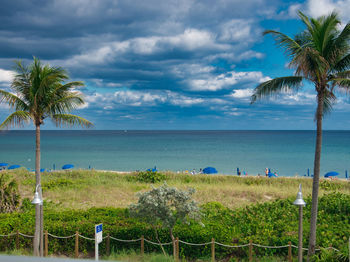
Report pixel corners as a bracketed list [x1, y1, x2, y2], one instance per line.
[268, 172, 277, 178]
[40, 168, 45, 172]
[8, 165, 20, 170]
[147, 166, 157, 172]
[0, 163, 8, 167]
[62, 164, 74, 170]
[324, 171, 339, 178]
[202, 167, 218, 174]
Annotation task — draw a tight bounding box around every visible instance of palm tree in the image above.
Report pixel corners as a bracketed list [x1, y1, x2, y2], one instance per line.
[0, 57, 93, 256]
[251, 12, 350, 258]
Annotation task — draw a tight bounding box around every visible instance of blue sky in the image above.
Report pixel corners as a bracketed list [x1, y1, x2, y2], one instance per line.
[0, 0, 349, 130]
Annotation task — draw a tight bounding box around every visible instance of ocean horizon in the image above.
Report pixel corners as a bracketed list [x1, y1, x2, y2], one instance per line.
[1, 130, 349, 177]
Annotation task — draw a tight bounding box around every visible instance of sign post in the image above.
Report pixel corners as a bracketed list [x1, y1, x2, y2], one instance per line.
[95, 224, 103, 261]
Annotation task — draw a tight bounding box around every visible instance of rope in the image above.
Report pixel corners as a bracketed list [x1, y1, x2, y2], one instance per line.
[78, 234, 94, 241]
[0, 233, 16, 237]
[48, 233, 75, 239]
[110, 236, 141, 243]
[325, 247, 340, 252]
[178, 240, 211, 246]
[291, 245, 320, 251]
[215, 242, 250, 248]
[18, 233, 34, 238]
[144, 239, 172, 246]
[252, 244, 289, 249]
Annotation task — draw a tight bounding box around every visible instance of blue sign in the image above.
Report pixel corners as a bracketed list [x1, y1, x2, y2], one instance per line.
[95, 224, 103, 233]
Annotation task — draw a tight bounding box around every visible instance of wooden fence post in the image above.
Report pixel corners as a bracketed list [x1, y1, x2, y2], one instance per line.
[44, 230, 48, 257]
[249, 240, 253, 262]
[211, 238, 215, 262]
[75, 231, 79, 258]
[176, 237, 179, 261]
[140, 235, 144, 257]
[288, 241, 292, 262]
[106, 233, 110, 257]
[16, 230, 19, 250]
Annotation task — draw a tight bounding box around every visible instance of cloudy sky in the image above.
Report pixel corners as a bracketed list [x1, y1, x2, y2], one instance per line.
[0, 0, 349, 130]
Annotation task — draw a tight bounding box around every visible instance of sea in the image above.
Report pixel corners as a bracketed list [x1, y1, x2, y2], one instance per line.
[1, 130, 349, 178]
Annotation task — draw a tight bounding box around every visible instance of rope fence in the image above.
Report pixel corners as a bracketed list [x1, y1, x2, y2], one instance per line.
[0, 231, 346, 262]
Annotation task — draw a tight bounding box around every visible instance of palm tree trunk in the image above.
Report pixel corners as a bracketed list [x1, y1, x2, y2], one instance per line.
[307, 90, 324, 259]
[33, 124, 41, 256]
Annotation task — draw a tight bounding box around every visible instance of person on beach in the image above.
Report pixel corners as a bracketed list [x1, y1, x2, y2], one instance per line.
[265, 168, 269, 177]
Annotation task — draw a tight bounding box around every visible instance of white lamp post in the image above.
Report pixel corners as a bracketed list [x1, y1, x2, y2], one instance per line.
[293, 184, 306, 262]
[32, 184, 43, 256]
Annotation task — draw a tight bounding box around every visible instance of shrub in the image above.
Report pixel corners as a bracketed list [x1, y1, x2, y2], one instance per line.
[0, 174, 20, 213]
[135, 171, 166, 183]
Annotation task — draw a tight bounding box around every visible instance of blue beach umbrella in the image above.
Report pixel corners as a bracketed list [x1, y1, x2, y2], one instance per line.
[0, 163, 8, 167]
[40, 168, 45, 172]
[62, 164, 74, 170]
[8, 165, 20, 170]
[268, 172, 277, 178]
[147, 166, 157, 172]
[324, 171, 339, 178]
[203, 167, 218, 174]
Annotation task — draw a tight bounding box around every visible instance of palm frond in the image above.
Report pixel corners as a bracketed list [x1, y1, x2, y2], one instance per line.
[251, 76, 303, 104]
[51, 114, 93, 128]
[0, 90, 28, 111]
[331, 78, 350, 91]
[333, 54, 350, 72]
[0, 111, 32, 129]
[263, 30, 302, 59]
[48, 94, 85, 115]
[322, 89, 336, 115]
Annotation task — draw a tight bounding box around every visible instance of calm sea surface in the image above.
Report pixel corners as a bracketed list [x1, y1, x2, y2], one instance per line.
[1, 130, 349, 177]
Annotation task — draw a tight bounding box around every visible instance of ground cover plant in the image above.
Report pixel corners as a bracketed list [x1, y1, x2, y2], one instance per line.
[0, 189, 348, 261]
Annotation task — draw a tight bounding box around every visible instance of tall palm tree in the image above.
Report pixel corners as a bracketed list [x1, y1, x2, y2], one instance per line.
[0, 57, 93, 256]
[251, 12, 350, 258]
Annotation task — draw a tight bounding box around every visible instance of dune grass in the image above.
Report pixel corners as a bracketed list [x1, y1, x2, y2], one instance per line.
[6, 169, 350, 210]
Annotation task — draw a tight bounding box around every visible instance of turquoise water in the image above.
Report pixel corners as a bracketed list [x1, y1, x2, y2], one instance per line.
[0, 130, 349, 177]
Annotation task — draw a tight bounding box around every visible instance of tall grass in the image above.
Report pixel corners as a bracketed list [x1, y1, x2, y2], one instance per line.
[6, 169, 350, 210]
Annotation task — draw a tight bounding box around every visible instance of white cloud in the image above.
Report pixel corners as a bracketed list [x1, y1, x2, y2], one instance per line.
[219, 19, 259, 43]
[231, 88, 254, 98]
[188, 71, 269, 91]
[84, 89, 212, 110]
[0, 69, 14, 83]
[306, 0, 350, 22]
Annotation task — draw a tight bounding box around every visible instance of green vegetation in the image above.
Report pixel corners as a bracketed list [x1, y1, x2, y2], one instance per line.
[0, 174, 20, 213]
[6, 169, 350, 210]
[130, 183, 201, 255]
[0, 190, 348, 261]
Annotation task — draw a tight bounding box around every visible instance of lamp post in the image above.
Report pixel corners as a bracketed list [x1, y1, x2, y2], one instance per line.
[32, 184, 43, 256]
[293, 184, 306, 262]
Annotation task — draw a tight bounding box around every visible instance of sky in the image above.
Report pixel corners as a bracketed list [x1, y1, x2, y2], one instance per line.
[0, 0, 349, 130]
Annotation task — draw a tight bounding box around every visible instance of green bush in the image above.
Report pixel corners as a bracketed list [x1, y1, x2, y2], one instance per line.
[134, 171, 166, 183]
[0, 193, 348, 260]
